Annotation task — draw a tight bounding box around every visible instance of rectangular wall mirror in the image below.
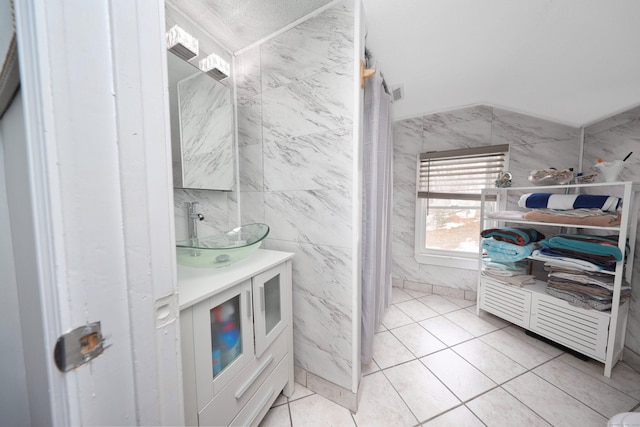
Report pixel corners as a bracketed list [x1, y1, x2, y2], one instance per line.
[167, 51, 235, 191]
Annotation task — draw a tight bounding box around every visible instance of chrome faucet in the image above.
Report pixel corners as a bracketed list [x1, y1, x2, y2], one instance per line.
[187, 201, 205, 241]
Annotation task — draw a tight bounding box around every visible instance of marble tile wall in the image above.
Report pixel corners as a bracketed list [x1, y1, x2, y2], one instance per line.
[392, 105, 581, 292]
[235, 0, 356, 391]
[583, 106, 640, 365]
[173, 189, 236, 241]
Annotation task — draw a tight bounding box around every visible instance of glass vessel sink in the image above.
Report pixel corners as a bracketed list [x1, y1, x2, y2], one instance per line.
[176, 223, 269, 268]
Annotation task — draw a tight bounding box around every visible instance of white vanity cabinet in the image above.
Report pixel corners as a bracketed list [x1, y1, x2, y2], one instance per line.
[477, 181, 640, 377]
[178, 250, 294, 426]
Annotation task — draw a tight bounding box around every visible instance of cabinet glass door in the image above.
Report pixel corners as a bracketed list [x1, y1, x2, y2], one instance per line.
[210, 295, 243, 378]
[193, 280, 254, 409]
[253, 262, 290, 357]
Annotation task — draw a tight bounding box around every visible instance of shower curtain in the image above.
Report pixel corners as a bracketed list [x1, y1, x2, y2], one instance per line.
[361, 64, 393, 364]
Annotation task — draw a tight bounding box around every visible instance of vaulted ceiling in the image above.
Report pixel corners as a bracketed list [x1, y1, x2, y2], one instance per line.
[363, 0, 640, 126]
[168, 0, 640, 127]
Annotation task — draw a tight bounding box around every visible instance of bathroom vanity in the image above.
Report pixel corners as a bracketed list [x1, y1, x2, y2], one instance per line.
[178, 249, 294, 426]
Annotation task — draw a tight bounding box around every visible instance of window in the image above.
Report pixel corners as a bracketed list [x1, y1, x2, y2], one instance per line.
[415, 145, 509, 268]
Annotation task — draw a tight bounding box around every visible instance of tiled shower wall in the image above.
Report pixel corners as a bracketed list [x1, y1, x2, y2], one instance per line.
[235, 1, 356, 391]
[583, 106, 640, 364]
[392, 105, 581, 293]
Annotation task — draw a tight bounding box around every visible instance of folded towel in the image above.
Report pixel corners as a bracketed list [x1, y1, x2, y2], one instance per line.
[548, 272, 620, 291]
[481, 271, 536, 287]
[522, 210, 621, 227]
[547, 234, 625, 261]
[481, 227, 545, 246]
[482, 258, 530, 272]
[530, 250, 603, 271]
[486, 211, 525, 220]
[481, 239, 539, 262]
[538, 247, 617, 270]
[545, 287, 613, 311]
[518, 193, 622, 212]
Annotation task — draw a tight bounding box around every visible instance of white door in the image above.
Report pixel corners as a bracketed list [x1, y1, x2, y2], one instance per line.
[8, 0, 184, 425]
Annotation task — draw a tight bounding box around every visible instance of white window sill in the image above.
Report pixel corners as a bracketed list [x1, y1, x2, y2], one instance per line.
[414, 253, 479, 270]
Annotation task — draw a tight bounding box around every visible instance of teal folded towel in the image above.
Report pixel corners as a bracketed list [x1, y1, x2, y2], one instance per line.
[547, 234, 626, 261]
[481, 239, 539, 262]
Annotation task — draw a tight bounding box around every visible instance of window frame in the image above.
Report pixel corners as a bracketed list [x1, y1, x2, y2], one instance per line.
[414, 145, 509, 270]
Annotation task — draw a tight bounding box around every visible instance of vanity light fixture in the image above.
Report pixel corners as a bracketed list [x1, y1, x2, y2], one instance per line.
[199, 52, 230, 81]
[166, 25, 199, 61]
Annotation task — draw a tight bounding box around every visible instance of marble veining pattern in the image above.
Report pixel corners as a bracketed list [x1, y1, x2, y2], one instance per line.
[263, 127, 352, 192]
[261, 1, 353, 90]
[264, 189, 351, 248]
[237, 95, 262, 147]
[231, 1, 356, 392]
[422, 107, 492, 152]
[265, 239, 353, 389]
[392, 104, 582, 292]
[262, 62, 353, 142]
[418, 263, 478, 291]
[583, 108, 640, 358]
[239, 143, 263, 191]
[508, 138, 581, 187]
[491, 107, 580, 148]
[234, 46, 261, 100]
[585, 105, 640, 136]
[393, 117, 422, 156]
[237, 191, 264, 225]
[178, 72, 235, 190]
[173, 189, 230, 240]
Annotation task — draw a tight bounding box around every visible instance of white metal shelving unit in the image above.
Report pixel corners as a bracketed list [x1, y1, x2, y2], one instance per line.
[476, 181, 640, 377]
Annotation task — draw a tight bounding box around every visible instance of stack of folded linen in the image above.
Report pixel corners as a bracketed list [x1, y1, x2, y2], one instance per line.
[533, 234, 626, 272]
[481, 259, 535, 287]
[517, 193, 623, 226]
[480, 227, 545, 287]
[544, 265, 631, 311]
[480, 227, 546, 263]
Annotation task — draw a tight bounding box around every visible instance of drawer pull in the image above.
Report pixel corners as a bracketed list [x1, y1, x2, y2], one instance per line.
[247, 387, 275, 426]
[235, 355, 275, 399]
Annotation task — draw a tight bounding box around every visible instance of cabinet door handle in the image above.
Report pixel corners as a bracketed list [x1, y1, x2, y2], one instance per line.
[246, 290, 251, 318]
[260, 286, 265, 313]
[247, 387, 275, 426]
[235, 354, 275, 400]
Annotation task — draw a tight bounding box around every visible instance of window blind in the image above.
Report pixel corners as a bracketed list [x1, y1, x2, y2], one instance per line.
[418, 145, 509, 201]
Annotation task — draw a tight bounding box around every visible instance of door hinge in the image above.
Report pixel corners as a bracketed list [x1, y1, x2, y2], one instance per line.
[54, 321, 107, 372]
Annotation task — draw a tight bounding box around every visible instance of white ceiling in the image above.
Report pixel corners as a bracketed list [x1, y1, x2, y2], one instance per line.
[165, 0, 334, 53]
[169, 0, 640, 127]
[363, 0, 640, 126]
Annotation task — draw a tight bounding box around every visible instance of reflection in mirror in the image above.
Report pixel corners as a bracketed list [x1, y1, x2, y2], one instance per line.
[167, 51, 235, 191]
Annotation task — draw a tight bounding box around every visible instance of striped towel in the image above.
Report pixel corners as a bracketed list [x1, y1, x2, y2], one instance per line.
[481, 227, 545, 246]
[518, 193, 622, 212]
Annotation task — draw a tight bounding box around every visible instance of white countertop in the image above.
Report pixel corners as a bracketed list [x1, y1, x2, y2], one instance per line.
[177, 249, 295, 310]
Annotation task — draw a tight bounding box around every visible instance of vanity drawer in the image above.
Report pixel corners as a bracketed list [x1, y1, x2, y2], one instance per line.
[198, 330, 288, 426]
[230, 355, 290, 427]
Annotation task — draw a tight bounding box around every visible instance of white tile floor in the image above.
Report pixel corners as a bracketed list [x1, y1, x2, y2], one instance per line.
[260, 287, 640, 427]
